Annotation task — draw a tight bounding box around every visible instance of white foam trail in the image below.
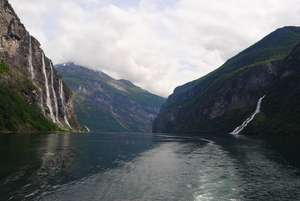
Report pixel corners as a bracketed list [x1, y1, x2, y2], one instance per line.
[41, 53, 56, 122]
[59, 79, 72, 129]
[230, 95, 265, 135]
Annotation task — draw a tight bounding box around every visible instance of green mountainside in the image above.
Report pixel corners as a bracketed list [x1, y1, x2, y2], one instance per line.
[243, 42, 300, 134]
[0, 84, 59, 131]
[56, 63, 166, 132]
[0, 0, 81, 132]
[153, 26, 300, 135]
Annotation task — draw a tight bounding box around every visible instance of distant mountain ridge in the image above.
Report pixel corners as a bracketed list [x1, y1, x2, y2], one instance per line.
[153, 26, 300, 135]
[55, 62, 166, 132]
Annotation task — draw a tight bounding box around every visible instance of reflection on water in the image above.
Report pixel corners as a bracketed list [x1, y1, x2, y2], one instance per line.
[0, 133, 73, 200]
[1, 132, 300, 200]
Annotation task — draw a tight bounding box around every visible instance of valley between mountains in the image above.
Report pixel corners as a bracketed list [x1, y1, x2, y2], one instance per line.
[0, 0, 300, 135]
[55, 63, 165, 132]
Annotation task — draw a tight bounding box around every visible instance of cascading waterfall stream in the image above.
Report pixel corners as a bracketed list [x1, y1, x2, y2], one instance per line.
[50, 63, 60, 124]
[41, 53, 56, 123]
[59, 79, 72, 129]
[230, 95, 265, 135]
[28, 36, 35, 80]
[29, 36, 45, 115]
[84, 125, 91, 132]
[39, 88, 45, 116]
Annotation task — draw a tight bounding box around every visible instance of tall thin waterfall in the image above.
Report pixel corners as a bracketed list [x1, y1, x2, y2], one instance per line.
[28, 36, 35, 80]
[50, 63, 59, 124]
[41, 53, 56, 122]
[230, 95, 265, 135]
[59, 79, 72, 129]
[29, 36, 45, 116]
[39, 88, 45, 116]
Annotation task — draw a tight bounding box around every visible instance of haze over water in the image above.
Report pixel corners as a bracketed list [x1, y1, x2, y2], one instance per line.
[1, 132, 300, 200]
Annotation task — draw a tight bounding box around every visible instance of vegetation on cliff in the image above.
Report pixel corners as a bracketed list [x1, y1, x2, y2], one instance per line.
[0, 84, 59, 131]
[153, 26, 300, 135]
[243, 41, 300, 135]
[0, 0, 81, 132]
[56, 63, 165, 132]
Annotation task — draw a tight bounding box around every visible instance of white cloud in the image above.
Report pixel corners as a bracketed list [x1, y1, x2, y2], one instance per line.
[9, 0, 300, 97]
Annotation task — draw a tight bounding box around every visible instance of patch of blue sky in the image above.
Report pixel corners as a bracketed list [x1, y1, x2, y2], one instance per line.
[154, 22, 176, 40]
[148, 0, 179, 11]
[178, 61, 198, 72]
[42, 15, 58, 41]
[101, 0, 141, 9]
[100, 0, 179, 10]
[166, 73, 184, 81]
[75, 1, 103, 10]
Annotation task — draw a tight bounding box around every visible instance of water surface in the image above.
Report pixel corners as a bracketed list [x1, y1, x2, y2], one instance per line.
[1, 132, 300, 200]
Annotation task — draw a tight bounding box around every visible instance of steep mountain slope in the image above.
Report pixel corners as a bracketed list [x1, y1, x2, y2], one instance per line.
[55, 63, 166, 132]
[153, 26, 300, 135]
[0, 0, 81, 131]
[243, 41, 300, 134]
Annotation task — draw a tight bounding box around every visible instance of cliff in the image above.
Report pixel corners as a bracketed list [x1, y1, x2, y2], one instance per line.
[55, 63, 166, 132]
[153, 26, 300, 135]
[0, 0, 81, 131]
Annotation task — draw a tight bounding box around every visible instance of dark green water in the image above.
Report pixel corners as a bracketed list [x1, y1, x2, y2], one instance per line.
[1, 132, 300, 200]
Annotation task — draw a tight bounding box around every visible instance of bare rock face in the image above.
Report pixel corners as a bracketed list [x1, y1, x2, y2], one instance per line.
[0, 0, 81, 131]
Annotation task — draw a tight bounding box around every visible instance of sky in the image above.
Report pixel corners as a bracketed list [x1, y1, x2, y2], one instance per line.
[9, 0, 300, 97]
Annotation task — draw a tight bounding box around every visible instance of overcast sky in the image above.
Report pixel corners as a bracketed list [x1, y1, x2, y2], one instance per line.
[9, 0, 300, 97]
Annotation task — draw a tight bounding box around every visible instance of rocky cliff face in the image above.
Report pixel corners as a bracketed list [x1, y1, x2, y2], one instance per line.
[153, 26, 300, 134]
[55, 63, 166, 132]
[0, 0, 81, 131]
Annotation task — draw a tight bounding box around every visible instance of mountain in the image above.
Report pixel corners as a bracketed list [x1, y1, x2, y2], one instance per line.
[153, 26, 300, 135]
[55, 63, 166, 132]
[0, 0, 81, 132]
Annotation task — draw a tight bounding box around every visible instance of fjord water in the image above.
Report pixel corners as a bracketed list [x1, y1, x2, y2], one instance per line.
[1, 133, 300, 200]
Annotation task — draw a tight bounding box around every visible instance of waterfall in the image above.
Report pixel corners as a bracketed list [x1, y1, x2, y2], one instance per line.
[41, 53, 56, 122]
[28, 35, 35, 80]
[28, 35, 46, 117]
[84, 125, 91, 132]
[50, 63, 59, 124]
[230, 95, 265, 135]
[29, 36, 45, 116]
[39, 88, 45, 116]
[59, 79, 72, 129]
